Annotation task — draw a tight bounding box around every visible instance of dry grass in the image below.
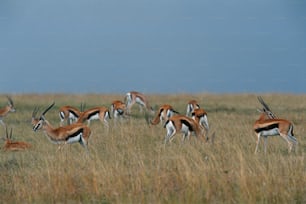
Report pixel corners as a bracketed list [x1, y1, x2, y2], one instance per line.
[0, 93, 305, 203]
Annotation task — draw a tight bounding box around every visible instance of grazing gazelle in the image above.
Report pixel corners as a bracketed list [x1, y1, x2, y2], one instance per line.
[110, 100, 127, 119]
[150, 104, 179, 126]
[32, 102, 92, 152]
[164, 115, 206, 145]
[191, 108, 209, 141]
[125, 91, 154, 114]
[77, 106, 111, 127]
[3, 127, 31, 151]
[0, 96, 16, 127]
[59, 105, 82, 126]
[186, 100, 200, 117]
[253, 96, 298, 154]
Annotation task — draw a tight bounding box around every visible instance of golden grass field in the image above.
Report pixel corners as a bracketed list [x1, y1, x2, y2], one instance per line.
[0, 93, 305, 203]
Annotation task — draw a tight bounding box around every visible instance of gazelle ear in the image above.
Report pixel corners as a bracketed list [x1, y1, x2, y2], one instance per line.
[5, 126, 8, 139]
[9, 128, 13, 139]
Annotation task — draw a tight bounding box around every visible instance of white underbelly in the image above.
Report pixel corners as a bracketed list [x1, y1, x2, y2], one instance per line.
[260, 128, 279, 137]
[181, 124, 190, 134]
[136, 97, 145, 106]
[89, 113, 100, 120]
[67, 134, 82, 144]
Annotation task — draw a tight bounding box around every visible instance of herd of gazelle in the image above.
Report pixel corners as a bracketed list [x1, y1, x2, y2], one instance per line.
[0, 92, 299, 153]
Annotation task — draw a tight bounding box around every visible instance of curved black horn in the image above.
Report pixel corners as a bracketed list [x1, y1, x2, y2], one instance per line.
[6, 96, 14, 106]
[41, 102, 55, 116]
[257, 96, 271, 111]
[257, 96, 276, 119]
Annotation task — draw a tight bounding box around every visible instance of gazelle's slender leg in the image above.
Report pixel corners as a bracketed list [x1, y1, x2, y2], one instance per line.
[254, 133, 261, 154]
[0, 120, 5, 127]
[181, 131, 190, 144]
[263, 136, 268, 154]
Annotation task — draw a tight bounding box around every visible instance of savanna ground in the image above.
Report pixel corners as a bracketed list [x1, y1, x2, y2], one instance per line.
[0, 93, 305, 203]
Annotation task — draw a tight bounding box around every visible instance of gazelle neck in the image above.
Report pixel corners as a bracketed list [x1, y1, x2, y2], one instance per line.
[0, 106, 11, 117]
[257, 113, 268, 121]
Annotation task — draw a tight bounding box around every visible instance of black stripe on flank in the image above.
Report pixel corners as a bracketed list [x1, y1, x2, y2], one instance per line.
[158, 108, 164, 117]
[87, 110, 100, 119]
[66, 128, 83, 141]
[254, 123, 279, 133]
[164, 120, 170, 128]
[172, 109, 180, 114]
[180, 119, 193, 131]
[69, 110, 79, 118]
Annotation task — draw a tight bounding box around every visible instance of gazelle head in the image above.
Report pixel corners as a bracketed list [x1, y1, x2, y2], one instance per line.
[32, 102, 55, 131]
[257, 96, 276, 119]
[6, 96, 16, 113]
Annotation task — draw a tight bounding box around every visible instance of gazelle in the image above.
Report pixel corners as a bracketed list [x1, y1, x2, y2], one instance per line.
[0, 96, 16, 127]
[164, 115, 206, 145]
[59, 105, 82, 126]
[125, 91, 154, 114]
[186, 100, 200, 116]
[253, 96, 298, 154]
[110, 100, 127, 119]
[150, 104, 179, 126]
[32, 102, 92, 152]
[191, 108, 209, 140]
[77, 106, 111, 127]
[3, 127, 31, 151]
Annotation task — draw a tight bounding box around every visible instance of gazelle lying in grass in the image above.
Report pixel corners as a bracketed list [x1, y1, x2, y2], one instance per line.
[32, 102, 91, 152]
[164, 115, 207, 145]
[125, 91, 154, 114]
[150, 104, 179, 126]
[253, 96, 298, 154]
[3, 127, 31, 151]
[186, 100, 200, 117]
[0, 96, 16, 127]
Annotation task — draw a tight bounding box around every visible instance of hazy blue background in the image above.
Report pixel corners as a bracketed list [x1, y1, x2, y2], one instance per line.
[1, 0, 306, 94]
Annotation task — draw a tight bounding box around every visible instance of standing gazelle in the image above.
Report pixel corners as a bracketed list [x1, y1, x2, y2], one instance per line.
[59, 105, 82, 126]
[77, 106, 111, 127]
[253, 96, 298, 154]
[150, 104, 179, 126]
[32, 102, 92, 152]
[0, 96, 16, 127]
[110, 100, 127, 119]
[186, 100, 200, 117]
[191, 108, 209, 141]
[164, 115, 206, 145]
[125, 91, 154, 114]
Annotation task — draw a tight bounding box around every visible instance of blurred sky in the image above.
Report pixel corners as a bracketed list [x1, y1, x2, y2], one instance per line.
[1, 0, 306, 94]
